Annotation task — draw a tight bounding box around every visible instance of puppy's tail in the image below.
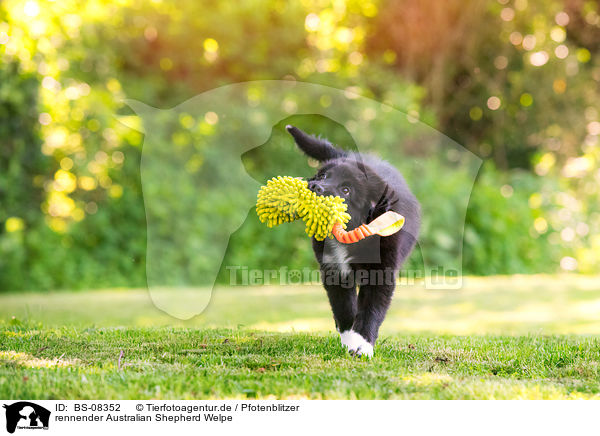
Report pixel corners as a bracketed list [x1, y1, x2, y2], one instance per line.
[286, 125, 347, 161]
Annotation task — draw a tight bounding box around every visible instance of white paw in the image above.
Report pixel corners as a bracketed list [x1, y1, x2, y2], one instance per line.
[339, 330, 374, 358]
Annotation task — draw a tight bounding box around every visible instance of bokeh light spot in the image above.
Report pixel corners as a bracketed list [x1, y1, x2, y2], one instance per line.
[23, 1, 40, 18]
[305, 13, 320, 32]
[576, 48, 591, 63]
[500, 8, 515, 21]
[5, 217, 25, 233]
[469, 106, 483, 121]
[522, 35, 536, 50]
[555, 11, 570, 26]
[530, 51, 549, 67]
[487, 96, 501, 110]
[554, 44, 569, 59]
[520, 93, 533, 107]
[560, 256, 577, 271]
[500, 184, 514, 198]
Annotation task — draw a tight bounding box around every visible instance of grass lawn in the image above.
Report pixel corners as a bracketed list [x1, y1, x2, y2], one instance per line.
[1, 275, 600, 399]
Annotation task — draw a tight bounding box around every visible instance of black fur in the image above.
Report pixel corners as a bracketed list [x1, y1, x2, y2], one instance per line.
[286, 125, 421, 355]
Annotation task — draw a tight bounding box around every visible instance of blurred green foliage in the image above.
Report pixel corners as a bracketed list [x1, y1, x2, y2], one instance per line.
[0, 0, 598, 291]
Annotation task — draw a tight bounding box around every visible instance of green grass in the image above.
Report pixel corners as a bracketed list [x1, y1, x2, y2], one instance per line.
[1, 275, 600, 399]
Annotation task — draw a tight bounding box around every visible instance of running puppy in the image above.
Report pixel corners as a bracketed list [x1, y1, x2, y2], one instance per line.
[286, 125, 420, 358]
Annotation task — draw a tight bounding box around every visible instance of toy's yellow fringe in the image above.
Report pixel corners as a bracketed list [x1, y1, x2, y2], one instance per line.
[256, 176, 351, 241]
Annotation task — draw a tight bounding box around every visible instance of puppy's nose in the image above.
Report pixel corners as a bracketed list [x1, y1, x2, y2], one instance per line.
[308, 181, 324, 195]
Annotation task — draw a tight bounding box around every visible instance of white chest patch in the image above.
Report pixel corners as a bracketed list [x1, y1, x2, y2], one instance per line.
[323, 240, 352, 276]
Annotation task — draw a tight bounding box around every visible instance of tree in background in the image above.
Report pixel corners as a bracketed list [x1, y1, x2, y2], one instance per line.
[0, 0, 598, 291]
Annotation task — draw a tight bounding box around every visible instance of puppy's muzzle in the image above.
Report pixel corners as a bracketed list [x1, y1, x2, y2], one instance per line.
[308, 181, 326, 195]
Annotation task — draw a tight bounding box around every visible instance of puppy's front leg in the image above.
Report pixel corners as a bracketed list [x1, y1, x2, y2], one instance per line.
[349, 282, 395, 358]
[323, 282, 356, 335]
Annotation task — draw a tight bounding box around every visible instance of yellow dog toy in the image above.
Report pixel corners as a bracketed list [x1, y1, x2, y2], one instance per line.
[256, 176, 405, 243]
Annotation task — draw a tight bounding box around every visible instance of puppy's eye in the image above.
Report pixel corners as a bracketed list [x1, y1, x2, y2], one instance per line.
[341, 187, 350, 196]
[319, 173, 327, 180]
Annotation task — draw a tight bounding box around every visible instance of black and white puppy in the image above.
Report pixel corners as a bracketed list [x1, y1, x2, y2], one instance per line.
[286, 125, 420, 358]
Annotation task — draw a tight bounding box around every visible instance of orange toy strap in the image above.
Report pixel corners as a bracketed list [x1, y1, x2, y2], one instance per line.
[332, 222, 373, 244]
[332, 211, 405, 244]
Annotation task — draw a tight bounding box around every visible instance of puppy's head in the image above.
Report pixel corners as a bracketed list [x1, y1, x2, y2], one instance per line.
[306, 160, 376, 225]
[286, 125, 384, 227]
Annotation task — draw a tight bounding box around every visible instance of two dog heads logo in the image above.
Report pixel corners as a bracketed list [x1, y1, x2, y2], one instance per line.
[2, 402, 50, 434]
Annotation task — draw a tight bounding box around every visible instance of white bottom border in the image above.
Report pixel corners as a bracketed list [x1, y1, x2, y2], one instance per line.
[0, 399, 595, 436]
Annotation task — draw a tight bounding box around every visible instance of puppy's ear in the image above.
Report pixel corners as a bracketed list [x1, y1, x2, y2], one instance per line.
[286, 125, 347, 161]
